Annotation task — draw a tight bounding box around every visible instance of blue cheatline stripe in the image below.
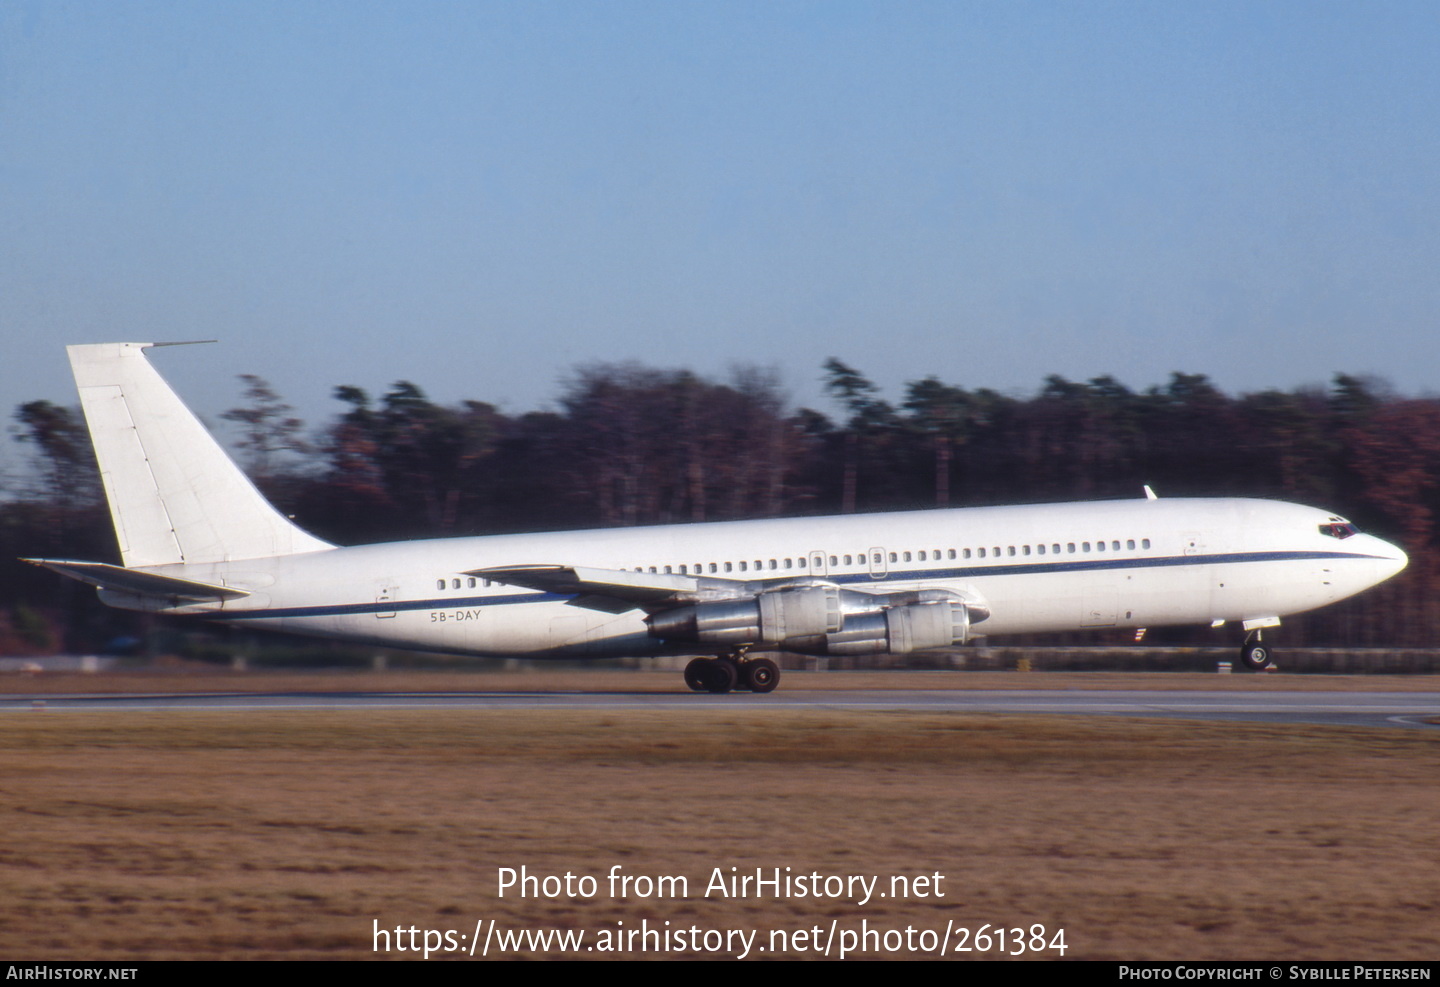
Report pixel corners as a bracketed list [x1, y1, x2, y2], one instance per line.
[204, 549, 1388, 622]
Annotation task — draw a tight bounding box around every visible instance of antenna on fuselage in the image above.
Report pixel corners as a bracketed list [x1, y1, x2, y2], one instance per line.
[1143, 485, 1158, 500]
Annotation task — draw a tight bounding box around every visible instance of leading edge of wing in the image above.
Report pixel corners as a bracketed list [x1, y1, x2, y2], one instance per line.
[467, 564, 702, 614]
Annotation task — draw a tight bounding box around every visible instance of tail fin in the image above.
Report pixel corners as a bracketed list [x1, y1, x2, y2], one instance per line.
[69, 342, 334, 567]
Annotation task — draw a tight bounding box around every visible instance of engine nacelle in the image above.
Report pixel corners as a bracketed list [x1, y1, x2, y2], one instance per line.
[647, 583, 978, 655]
[646, 585, 843, 646]
[789, 600, 972, 656]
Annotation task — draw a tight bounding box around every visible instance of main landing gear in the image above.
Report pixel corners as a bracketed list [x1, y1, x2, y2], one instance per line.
[683, 652, 780, 694]
[1239, 629, 1273, 671]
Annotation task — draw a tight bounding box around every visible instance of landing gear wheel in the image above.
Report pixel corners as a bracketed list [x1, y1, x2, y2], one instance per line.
[716, 655, 748, 692]
[683, 658, 710, 692]
[705, 658, 737, 694]
[744, 657, 780, 694]
[1240, 642, 1271, 670]
[1240, 633, 1272, 671]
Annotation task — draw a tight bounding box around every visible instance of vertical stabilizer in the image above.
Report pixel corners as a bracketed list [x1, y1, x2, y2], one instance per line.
[69, 342, 334, 567]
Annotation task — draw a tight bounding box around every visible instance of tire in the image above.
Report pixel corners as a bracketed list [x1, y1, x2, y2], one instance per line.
[683, 658, 710, 692]
[745, 658, 780, 694]
[1240, 642, 1272, 671]
[705, 658, 737, 694]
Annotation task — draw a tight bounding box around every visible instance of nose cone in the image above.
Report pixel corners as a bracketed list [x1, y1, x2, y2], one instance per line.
[1379, 538, 1409, 581]
[1361, 534, 1408, 584]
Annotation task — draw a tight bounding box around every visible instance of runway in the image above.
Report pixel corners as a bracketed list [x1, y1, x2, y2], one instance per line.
[3, 688, 1438, 730]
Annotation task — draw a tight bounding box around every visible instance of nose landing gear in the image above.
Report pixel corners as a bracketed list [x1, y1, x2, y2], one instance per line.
[1240, 629, 1273, 671]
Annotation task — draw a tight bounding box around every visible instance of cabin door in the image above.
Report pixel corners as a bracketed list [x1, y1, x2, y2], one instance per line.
[375, 585, 398, 619]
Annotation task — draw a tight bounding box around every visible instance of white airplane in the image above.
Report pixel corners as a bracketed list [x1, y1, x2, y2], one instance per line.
[26, 342, 1408, 693]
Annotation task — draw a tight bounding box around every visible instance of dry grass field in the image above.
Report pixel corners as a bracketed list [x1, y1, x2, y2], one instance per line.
[2, 670, 1437, 961]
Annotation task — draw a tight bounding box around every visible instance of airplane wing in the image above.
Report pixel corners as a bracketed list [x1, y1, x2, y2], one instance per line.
[469, 564, 714, 614]
[472, 563, 992, 661]
[23, 559, 251, 602]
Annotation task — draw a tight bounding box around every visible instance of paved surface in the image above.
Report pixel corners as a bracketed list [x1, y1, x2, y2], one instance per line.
[3, 689, 1438, 729]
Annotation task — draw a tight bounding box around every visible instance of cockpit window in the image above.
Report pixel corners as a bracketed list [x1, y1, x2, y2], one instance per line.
[1319, 522, 1358, 540]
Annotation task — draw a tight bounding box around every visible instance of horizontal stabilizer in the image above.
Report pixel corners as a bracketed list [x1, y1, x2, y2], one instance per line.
[23, 559, 250, 602]
[469, 564, 701, 613]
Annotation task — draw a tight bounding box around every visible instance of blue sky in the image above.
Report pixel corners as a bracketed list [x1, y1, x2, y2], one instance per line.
[3, 1, 1438, 471]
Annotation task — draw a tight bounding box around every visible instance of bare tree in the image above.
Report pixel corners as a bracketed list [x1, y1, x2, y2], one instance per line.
[221, 375, 308, 483]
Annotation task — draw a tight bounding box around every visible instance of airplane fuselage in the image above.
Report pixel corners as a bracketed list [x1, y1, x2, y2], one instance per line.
[119, 496, 1405, 659]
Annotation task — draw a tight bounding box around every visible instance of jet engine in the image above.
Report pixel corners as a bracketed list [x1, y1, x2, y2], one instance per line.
[645, 583, 984, 655]
[645, 584, 843, 645]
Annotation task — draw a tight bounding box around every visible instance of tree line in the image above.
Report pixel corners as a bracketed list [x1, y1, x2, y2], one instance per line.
[3, 360, 1436, 653]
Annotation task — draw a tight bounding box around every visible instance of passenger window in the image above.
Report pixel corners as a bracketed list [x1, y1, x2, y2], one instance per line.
[1007, 546, 1016, 557]
[844, 554, 853, 566]
[978, 548, 986, 559]
[963, 548, 972, 559]
[1127, 539, 1135, 550]
[725, 562, 733, 572]
[1067, 543, 1076, 553]
[830, 555, 838, 566]
[1142, 539, 1151, 549]
[1112, 540, 1120, 551]
[903, 551, 912, 562]
[1097, 541, 1105, 552]
[948, 549, 956, 560]
[1023, 545, 1031, 556]
[436, 579, 445, 591]
[451, 578, 461, 589]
